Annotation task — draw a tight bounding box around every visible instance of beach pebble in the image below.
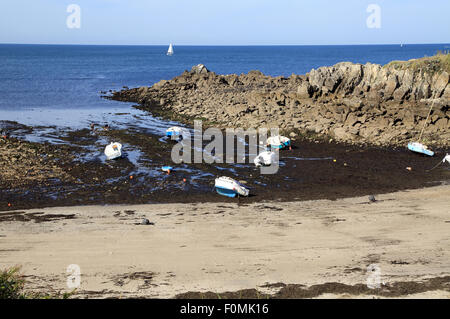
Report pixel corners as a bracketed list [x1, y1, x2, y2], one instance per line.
[141, 218, 151, 225]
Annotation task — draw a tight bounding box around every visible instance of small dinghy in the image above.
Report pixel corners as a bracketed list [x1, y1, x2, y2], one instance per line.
[166, 126, 186, 141]
[214, 176, 249, 198]
[254, 151, 276, 167]
[267, 135, 291, 149]
[104, 142, 122, 160]
[443, 154, 450, 164]
[407, 142, 434, 157]
[161, 166, 173, 173]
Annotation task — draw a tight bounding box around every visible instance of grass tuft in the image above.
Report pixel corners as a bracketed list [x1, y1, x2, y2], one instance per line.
[0, 266, 74, 299]
[0, 266, 26, 299]
[385, 51, 450, 74]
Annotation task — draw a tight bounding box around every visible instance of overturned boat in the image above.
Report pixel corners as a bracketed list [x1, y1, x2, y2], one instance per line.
[104, 142, 122, 160]
[407, 142, 434, 157]
[267, 135, 291, 149]
[254, 151, 276, 167]
[214, 176, 249, 198]
[166, 126, 187, 141]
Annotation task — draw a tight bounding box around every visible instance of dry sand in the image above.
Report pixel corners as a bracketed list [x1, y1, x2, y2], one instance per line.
[0, 185, 449, 299]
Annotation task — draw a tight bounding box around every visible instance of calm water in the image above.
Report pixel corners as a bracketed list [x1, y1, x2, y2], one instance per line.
[0, 43, 448, 125]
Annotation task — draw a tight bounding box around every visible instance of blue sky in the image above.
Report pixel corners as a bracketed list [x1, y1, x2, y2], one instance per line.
[0, 0, 449, 45]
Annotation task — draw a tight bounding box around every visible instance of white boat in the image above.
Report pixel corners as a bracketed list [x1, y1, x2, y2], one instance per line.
[167, 43, 174, 56]
[214, 176, 249, 198]
[166, 126, 187, 141]
[407, 142, 434, 156]
[254, 151, 276, 167]
[443, 154, 450, 164]
[104, 142, 122, 160]
[267, 135, 291, 149]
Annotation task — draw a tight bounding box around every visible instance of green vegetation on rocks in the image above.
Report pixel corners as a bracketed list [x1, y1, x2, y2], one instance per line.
[386, 52, 450, 74]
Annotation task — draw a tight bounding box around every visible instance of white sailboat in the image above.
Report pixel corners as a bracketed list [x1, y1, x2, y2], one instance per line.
[167, 43, 174, 56]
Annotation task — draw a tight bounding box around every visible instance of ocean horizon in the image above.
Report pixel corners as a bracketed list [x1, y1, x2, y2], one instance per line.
[0, 43, 448, 126]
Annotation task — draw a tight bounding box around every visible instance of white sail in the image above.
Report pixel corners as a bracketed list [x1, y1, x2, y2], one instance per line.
[167, 43, 174, 56]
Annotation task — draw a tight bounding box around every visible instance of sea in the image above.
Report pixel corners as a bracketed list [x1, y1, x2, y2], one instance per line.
[0, 43, 448, 128]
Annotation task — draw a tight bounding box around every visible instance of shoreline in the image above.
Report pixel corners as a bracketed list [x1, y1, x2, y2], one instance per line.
[1, 185, 449, 298]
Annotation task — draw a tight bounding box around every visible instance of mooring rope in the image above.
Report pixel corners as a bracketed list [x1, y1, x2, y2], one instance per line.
[427, 154, 449, 172]
[417, 95, 437, 143]
[415, 79, 448, 143]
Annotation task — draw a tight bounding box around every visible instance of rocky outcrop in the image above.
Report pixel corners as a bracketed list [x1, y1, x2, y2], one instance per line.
[306, 61, 448, 102]
[109, 55, 449, 147]
[191, 64, 210, 74]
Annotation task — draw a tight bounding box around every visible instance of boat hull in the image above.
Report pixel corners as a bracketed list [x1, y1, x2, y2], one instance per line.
[161, 166, 173, 173]
[166, 131, 180, 139]
[166, 127, 185, 141]
[444, 154, 450, 164]
[254, 151, 276, 167]
[267, 136, 291, 149]
[407, 142, 434, 156]
[270, 140, 290, 149]
[214, 177, 249, 197]
[104, 143, 122, 160]
[215, 187, 238, 198]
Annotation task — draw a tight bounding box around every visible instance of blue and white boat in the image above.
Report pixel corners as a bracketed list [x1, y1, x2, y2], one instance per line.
[166, 126, 186, 141]
[407, 142, 434, 156]
[161, 166, 173, 173]
[214, 176, 249, 198]
[267, 135, 291, 149]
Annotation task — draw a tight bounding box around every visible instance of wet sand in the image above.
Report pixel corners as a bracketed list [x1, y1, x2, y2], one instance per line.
[0, 185, 449, 298]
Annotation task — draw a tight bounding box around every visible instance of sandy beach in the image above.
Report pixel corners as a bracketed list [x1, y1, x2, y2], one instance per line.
[1, 184, 449, 298]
